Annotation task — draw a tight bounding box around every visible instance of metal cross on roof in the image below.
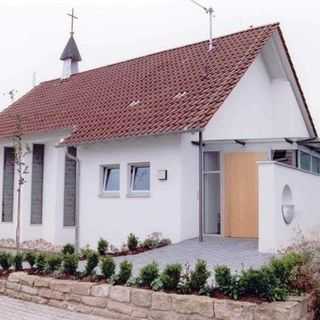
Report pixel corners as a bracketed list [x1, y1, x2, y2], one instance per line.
[67, 8, 78, 35]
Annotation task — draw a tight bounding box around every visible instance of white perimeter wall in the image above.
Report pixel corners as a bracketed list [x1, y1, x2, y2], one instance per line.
[258, 161, 320, 253]
[78, 133, 199, 248]
[203, 54, 309, 141]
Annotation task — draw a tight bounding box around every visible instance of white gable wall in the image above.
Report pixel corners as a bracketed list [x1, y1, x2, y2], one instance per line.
[203, 54, 310, 141]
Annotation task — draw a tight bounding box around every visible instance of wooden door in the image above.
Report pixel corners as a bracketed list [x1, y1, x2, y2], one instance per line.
[223, 152, 266, 238]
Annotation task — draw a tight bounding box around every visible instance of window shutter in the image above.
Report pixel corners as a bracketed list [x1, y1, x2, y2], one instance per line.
[2, 147, 15, 222]
[64, 147, 77, 227]
[31, 144, 45, 224]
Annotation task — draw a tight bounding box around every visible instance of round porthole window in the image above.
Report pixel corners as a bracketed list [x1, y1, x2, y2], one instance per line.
[281, 185, 295, 225]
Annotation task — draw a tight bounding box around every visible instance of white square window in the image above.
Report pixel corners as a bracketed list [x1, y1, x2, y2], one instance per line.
[129, 163, 150, 193]
[102, 165, 120, 192]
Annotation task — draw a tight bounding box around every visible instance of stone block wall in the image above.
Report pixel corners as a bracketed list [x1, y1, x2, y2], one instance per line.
[0, 272, 315, 320]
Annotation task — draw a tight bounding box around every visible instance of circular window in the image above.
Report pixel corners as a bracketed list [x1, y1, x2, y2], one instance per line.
[281, 185, 295, 225]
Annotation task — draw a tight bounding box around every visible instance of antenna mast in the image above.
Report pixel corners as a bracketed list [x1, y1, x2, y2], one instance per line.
[189, 0, 214, 51]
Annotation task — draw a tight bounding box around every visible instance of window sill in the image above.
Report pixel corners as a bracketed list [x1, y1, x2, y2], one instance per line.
[99, 192, 120, 199]
[126, 192, 151, 198]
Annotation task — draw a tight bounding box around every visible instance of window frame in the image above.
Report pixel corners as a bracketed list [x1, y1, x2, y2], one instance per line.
[298, 149, 320, 175]
[99, 164, 120, 198]
[127, 162, 151, 197]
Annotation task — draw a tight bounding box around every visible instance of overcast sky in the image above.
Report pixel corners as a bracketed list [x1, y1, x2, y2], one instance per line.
[1, 0, 319, 129]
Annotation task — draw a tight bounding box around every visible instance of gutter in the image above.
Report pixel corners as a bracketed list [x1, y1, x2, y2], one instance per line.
[65, 148, 81, 253]
[198, 130, 204, 242]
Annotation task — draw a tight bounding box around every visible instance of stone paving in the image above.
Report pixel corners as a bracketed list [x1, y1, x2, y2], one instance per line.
[0, 295, 108, 320]
[114, 237, 273, 274]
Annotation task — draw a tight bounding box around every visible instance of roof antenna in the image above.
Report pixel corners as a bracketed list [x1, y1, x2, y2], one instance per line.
[32, 72, 37, 87]
[188, 0, 215, 51]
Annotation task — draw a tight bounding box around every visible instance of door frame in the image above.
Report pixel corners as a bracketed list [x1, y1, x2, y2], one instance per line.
[202, 151, 225, 236]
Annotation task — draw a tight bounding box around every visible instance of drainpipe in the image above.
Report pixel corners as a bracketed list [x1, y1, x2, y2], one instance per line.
[65, 148, 81, 253]
[198, 130, 204, 242]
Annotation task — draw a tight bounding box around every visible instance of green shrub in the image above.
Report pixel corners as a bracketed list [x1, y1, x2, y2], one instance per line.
[270, 253, 304, 286]
[117, 260, 133, 285]
[47, 254, 63, 273]
[25, 252, 36, 268]
[97, 238, 108, 256]
[13, 253, 24, 271]
[36, 253, 47, 272]
[85, 251, 99, 275]
[101, 256, 116, 279]
[215, 266, 232, 289]
[63, 254, 79, 275]
[143, 238, 159, 250]
[0, 252, 13, 270]
[215, 265, 289, 301]
[190, 260, 210, 292]
[139, 261, 160, 288]
[62, 243, 75, 255]
[160, 263, 182, 291]
[80, 245, 94, 260]
[127, 233, 139, 251]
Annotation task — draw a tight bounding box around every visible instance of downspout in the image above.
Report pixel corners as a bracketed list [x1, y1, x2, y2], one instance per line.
[65, 148, 81, 253]
[198, 130, 204, 242]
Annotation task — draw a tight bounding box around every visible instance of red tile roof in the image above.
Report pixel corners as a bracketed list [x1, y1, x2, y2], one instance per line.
[0, 23, 314, 144]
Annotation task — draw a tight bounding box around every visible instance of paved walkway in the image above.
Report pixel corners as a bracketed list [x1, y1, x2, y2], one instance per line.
[0, 295, 107, 320]
[114, 237, 273, 274]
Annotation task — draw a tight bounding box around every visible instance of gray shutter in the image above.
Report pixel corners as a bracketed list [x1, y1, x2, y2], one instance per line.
[31, 144, 45, 224]
[63, 147, 77, 227]
[2, 147, 15, 222]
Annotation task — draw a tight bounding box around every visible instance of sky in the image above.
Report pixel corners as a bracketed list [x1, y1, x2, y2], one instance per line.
[0, 0, 320, 129]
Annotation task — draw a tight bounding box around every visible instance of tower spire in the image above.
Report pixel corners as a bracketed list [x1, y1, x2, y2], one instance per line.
[60, 8, 82, 79]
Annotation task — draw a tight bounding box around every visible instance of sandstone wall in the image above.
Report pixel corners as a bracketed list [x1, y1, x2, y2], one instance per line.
[0, 272, 315, 320]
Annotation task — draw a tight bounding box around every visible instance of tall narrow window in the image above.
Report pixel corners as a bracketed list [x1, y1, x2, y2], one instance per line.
[64, 147, 77, 227]
[31, 144, 45, 225]
[2, 147, 15, 222]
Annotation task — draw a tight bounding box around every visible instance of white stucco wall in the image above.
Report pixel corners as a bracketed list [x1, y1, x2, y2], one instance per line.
[0, 131, 75, 246]
[258, 161, 320, 253]
[203, 54, 309, 141]
[78, 133, 199, 248]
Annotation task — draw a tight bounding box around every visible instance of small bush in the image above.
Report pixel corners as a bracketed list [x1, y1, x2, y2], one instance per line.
[63, 253, 79, 275]
[47, 254, 63, 273]
[97, 238, 108, 256]
[85, 251, 99, 275]
[160, 263, 182, 291]
[143, 238, 158, 250]
[117, 260, 133, 285]
[139, 261, 160, 288]
[190, 260, 210, 292]
[270, 252, 304, 286]
[0, 252, 13, 271]
[13, 253, 24, 271]
[25, 252, 36, 268]
[36, 253, 47, 272]
[101, 256, 116, 279]
[62, 243, 75, 255]
[127, 233, 139, 252]
[80, 245, 94, 260]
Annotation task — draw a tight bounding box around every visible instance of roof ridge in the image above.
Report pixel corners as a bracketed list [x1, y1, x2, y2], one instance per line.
[40, 22, 280, 86]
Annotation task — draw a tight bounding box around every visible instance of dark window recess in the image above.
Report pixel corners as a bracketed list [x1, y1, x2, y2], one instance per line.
[64, 147, 77, 227]
[31, 144, 45, 225]
[2, 147, 15, 222]
[272, 150, 295, 166]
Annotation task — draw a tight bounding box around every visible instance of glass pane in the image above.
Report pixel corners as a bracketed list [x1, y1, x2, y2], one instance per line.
[300, 152, 311, 171]
[204, 173, 220, 234]
[133, 166, 150, 191]
[312, 157, 320, 174]
[204, 152, 220, 172]
[104, 168, 120, 191]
